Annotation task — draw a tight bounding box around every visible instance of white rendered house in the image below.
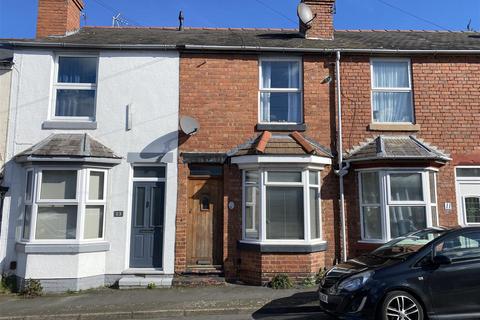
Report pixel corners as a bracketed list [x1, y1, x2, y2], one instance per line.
[0, 0, 179, 292]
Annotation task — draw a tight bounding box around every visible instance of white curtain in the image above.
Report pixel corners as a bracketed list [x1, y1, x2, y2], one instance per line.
[261, 63, 272, 122]
[262, 61, 301, 123]
[55, 89, 95, 117]
[287, 62, 300, 123]
[373, 92, 412, 122]
[373, 61, 412, 122]
[373, 61, 409, 88]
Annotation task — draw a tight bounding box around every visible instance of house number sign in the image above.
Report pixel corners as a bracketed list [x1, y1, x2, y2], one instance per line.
[114, 211, 124, 217]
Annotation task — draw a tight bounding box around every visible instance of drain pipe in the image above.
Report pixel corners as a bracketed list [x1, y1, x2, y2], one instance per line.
[335, 51, 349, 262]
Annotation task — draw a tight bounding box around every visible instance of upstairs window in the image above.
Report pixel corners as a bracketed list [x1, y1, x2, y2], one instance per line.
[260, 58, 302, 124]
[53, 56, 98, 121]
[371, 59, 413, 123]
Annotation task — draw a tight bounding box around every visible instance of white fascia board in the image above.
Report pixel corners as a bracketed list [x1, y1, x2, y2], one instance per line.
[231, 155, 332, 167]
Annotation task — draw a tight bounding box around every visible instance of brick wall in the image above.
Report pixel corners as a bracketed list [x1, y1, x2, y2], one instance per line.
[340, 55, 480, 255]
[177, 52, 338, 282]
[36, 0, 83, 38]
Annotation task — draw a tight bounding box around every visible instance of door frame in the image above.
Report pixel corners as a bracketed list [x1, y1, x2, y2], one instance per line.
[127, 164, 167, 271]
[186, 165, 224, 267]
[455, 166, 480, 226]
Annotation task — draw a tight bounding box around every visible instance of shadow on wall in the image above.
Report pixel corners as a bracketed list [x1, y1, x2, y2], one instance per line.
[138, 130, 191, 162]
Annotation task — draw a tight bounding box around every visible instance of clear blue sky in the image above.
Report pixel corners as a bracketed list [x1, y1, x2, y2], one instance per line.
[1, 0, 479, 38]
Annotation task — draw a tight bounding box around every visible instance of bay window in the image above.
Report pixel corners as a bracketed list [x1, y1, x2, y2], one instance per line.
[243, 169, 322, 243]
[371, 59, 413, 123]
[22, 167, 107, 242]
[259, 58, 303, 124]
[52, 56, 98, 121]
[359, 169, 438, 242]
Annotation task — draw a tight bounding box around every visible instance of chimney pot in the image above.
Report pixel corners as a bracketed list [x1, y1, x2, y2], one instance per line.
[299, 0, 335, 40]
[36, 0, 85, 38]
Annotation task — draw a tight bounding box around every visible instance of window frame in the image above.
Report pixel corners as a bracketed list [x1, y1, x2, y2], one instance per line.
[462, 196, 480, 225]
[21, 166, 108, 244]
[241, 166, 323, 245]
[22, 169, 35, 241]
[258, 56, 304, 125]
[455, 166, 480, 226]
[50, 53, 99, 122]
[84, 169, 108, 239]
[370, 58, 414, 124]
[358, 168, 438, 243]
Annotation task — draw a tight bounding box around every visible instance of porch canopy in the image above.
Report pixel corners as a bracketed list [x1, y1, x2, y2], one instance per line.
[15, 133, 122, 165]
[229, 131, 332, 165]
[344, 135, 451, 165]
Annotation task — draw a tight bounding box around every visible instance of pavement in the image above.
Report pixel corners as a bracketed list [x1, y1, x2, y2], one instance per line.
[0, 284, 334, 320]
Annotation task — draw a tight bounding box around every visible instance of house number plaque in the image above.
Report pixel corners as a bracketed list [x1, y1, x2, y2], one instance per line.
[114, 211, 124, 217]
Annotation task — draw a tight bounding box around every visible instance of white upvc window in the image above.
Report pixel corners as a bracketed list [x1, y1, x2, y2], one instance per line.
[455, 166, 480, 225]
[22, 167, 107, 243]
[371, 58, 414, 123]
[259, 57, 303, 124]
[358, 169, 438, 242]
[51, 54, 98, 121]
[242, 168, 322, 243]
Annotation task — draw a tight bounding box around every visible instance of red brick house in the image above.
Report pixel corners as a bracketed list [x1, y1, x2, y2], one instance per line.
[174, 0, 480, 285]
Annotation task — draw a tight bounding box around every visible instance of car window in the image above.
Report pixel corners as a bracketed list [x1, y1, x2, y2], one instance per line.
[435, 232, 480, 261]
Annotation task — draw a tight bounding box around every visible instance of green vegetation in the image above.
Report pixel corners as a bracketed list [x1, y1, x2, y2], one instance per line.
[269, 274, 293, 289]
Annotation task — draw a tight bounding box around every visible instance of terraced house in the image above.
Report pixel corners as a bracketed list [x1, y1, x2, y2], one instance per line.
[1, 0, 480, 291]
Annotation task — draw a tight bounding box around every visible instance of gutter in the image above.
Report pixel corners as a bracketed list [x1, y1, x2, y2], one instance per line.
[5, 41, 480, 55]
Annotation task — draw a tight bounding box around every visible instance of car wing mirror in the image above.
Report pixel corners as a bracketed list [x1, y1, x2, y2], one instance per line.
[433, 254, 451, 265]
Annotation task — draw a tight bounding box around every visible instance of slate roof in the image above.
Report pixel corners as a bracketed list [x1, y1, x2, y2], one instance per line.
[0, 48, 13, 66]
[4, 27, 480, 52]
[228, 132, 332, 158]
[15, 134, 121, 161]
[345, 135, 451, 163]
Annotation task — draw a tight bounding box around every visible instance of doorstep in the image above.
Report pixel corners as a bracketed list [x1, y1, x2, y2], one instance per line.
[118, 274, 173, 289]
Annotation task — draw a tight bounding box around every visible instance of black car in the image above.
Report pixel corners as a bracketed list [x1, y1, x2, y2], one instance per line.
[318, 227, 480, 320]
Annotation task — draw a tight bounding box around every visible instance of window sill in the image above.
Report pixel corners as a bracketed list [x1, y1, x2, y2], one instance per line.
[15, 241, 110, 254]
[256, 123, 307, 132]
[42, 121, 97, 130]
[368, 123, 420, 132]
[237, 240, 327, 253]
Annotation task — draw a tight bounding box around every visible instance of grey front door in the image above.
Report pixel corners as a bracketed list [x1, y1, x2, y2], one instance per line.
[130, 182, 165, 268]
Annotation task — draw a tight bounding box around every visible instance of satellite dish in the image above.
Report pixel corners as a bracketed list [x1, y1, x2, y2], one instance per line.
[297, 3, 316, 26]
[179, 116, 200, 135]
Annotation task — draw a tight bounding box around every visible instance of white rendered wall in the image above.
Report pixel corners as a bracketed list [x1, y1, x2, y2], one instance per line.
[0, 68, 12, 274]
[2, 49, 179, 281]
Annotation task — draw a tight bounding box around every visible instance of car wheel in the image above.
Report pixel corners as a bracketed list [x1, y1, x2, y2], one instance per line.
[380, 291, 424, 320]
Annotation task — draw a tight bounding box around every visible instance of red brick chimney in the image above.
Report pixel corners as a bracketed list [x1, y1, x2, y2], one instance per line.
[299, 0, 335, 40]
[36, 0, 84, 38]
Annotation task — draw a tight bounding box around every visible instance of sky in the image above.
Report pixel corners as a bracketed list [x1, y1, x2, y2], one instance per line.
[1, 0, 480, 38]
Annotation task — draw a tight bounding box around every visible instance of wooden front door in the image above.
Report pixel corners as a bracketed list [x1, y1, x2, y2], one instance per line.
[187, 176, 223, 266]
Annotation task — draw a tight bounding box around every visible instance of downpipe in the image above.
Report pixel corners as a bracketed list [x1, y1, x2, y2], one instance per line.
[334, 51, 350, 262]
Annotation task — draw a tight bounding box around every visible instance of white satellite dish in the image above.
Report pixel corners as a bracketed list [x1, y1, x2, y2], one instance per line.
[179, 116, 200, 135]
[297, 3, 316, 26]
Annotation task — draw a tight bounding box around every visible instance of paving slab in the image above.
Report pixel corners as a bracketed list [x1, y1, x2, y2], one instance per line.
[0, 284, 322, 320]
